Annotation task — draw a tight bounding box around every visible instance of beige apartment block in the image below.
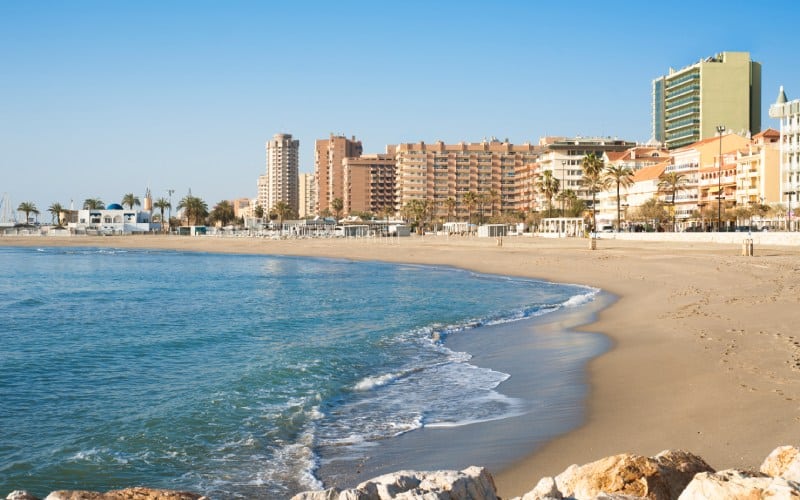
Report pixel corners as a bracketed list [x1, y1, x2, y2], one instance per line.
[652, 51, 761, 150]
[298, 172, 317, 218]
[257, 174, 268, 213]
[343, 154, 396, 216]
[734, 129, 781, 208]
[392, 139, 539, 222]
[265, 133, 300, 214]
[315, 134, 363, 214]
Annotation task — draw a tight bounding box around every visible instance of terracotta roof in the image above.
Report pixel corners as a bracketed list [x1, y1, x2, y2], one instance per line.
[753, 128, 779, 139]
[633, 162, 668, 182]
[605, 151, 626, 162]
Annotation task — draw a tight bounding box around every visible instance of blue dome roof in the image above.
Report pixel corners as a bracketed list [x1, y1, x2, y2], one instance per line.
[107, 203, 124, 210]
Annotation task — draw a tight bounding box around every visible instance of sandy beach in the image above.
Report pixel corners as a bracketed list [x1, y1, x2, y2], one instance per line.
[3, 234, 799, 498]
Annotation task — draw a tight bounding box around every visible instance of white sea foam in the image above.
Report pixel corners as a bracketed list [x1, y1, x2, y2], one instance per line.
[354, 372, 400, 391]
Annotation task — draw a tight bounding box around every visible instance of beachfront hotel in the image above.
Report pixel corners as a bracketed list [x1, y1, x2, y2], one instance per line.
[342, 153, 397, 216]
[652, 51, 762, 150]
[315, 134, 363, 214]
[263, 133, 300, 214]
[391, 139, 540, 221]
[298, 172, 316, 218]
[769, 86, 800, 223]
[534, 136, 637, 212]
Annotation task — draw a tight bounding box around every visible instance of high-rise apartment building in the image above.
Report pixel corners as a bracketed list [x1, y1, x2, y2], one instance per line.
[298, 172, 317, 218]
[265, 133, 300, 214]
[314, 134, 363, 214]
[343, 154, 396, 216]
[769, 86, 800, 219]
[652, 51, 761, 150]
[392, 139, 539, 221]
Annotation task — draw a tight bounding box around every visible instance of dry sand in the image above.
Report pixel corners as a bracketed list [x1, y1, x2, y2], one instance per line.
[3, 234, 799, 498]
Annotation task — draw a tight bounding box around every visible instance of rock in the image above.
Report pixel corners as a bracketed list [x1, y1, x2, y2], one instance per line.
[651, 450, 715, 499]
[6, 492, 40, 500]
[552, 451, 714, 500]
[291, 467, 497, 500]
[290, 489, 346, 500]
[677, 469, 800, 499]
[519, 476, 561, 500]
[761, 445, 800, 482]
[43, 488, 207, 500]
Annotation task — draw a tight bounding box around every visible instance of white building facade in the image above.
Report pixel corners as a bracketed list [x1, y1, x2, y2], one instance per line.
[265, 133, 300, 215]
[769, 86, 800, 224]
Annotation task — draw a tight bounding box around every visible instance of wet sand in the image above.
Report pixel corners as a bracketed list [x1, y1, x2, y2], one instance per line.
[3, 234, 800, 498]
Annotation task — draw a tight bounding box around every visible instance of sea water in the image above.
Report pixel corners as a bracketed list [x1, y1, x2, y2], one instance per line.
[0, 246, 598, 498]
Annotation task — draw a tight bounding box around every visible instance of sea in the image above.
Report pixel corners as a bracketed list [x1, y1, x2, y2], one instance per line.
[0, 245, 605, 499]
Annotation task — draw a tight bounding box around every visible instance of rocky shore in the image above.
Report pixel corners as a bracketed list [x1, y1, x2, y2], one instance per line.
[289, 445, 800, 499]
[10, 445, 800, 500]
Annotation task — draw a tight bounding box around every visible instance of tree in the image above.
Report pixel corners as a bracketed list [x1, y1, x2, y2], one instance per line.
[83, 198, 105, 210]
[581, 153, 607, 234]
[462, 191, 478, 225]
[331, 198, 344, 221]
[657, 171, 688, 232]
[16, 201, 39, 224]
[536, 170, 560, 218]
[271, 200, 294, 235]
[121, 193, 141, 210]
[209, 200, 236, 227]
[604, 165, 635, 232]
[443, 197, 456, 222]
[634, 197, 669, 228]
[176, 194, 208, 226]
[153, 197, 171, 233]
[254, 205, 265, 220]
[405, 199, 430, 234]
[48, 202, 65, 226]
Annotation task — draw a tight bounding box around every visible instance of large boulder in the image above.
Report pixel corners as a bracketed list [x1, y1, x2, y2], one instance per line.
[761, 446, 800, 482]
[43, 488, 206, 500]
[540, 450, 713, 500]
[291, 467, 497, 500]
[6, 492, 40, 500]
[677, 469, 800, 499]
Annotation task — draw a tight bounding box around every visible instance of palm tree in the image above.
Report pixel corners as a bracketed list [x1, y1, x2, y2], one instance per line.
[176, 194, 208, 226]
[48, 202, 65, 226]
[210, 200, 236, 228]
[83, 198, 105, 210]
[581, 153, 607, 234]
[121, 193, 141, 210]
[658, 171, 688, 232]
[153, 197, 171, 232]
[254, 205, 265, 221]
[535, 170, 560, 218]
[17, 201, 39, 225]
[462, 191, 478, 225]
[271, 200, 294, 235]
[604, 165, 635, 232]
[406, 199, 430, 234]
[443, 197, 456, 222]
[331, 198, 344, 221]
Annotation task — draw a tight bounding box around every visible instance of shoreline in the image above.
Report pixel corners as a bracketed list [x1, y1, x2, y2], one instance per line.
[3, 234, 800, 498]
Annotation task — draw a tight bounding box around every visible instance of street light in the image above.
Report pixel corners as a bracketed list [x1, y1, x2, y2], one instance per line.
[561, 160, 567, 215]
[167, 189, 174, 233]
[716, 125, 725, 231]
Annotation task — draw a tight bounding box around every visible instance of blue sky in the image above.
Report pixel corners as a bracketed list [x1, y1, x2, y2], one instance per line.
[2, 0, 799, 217]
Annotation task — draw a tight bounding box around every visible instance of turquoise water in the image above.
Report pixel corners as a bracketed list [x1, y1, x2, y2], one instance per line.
[0, 246, 596, 498]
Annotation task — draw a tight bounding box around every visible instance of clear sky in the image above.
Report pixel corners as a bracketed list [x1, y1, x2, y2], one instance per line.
[2, 0, 799, 218]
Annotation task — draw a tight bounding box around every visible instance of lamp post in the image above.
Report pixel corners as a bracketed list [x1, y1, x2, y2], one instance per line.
[167, 189, 174, 233]
[716, 125, 725, 231]
[561, 160, 567, 215]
